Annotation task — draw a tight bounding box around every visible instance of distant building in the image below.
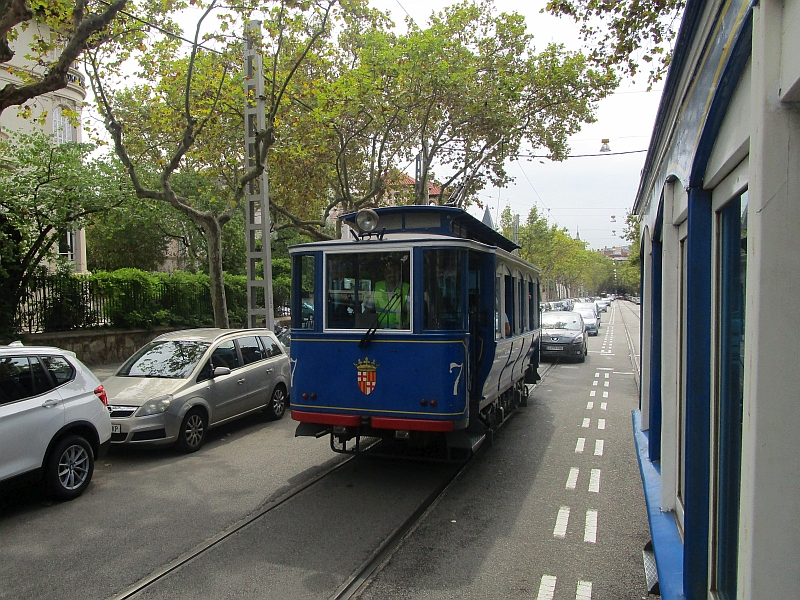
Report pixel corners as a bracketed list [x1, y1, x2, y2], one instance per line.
[0, 23, 89, 273]
[599, 245, 629, 261]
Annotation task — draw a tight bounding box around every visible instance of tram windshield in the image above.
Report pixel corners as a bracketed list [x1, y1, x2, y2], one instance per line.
[326, 252, 411, 330]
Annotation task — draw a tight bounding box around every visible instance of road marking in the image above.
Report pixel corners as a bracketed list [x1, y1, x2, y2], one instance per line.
[584, 510, 598, 543]
[598, 367, 613, 370]
[613, 371, 635, 375]
[566, 467, 579, 490]
[594, 439, 604, 456]
[554, 506, 571, 538]
[582, 418, 591, 428]
[604, 372, 610, 379]
[587, 401, 594, 409]
[536, 575, 557, 600]
[598, 419, 606, 430]
[602, 391, 609, 398]
[592, 380, 598, 386]
[576, 580, 593, 600]
[575, 438, 585, 453]
[590, 390, 596, 397]
[594, 372, 600, 378]
[589, 469, 601, 492]
[600, 402, 607, 410]
[603, 381, 610, 387]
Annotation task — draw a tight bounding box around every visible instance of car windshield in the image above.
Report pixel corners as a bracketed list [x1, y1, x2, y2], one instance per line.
[577, 310, 595, 320]
[573, 303, 595, 311]
[542, 314, 582, 331]
[117, 341, 210, 379]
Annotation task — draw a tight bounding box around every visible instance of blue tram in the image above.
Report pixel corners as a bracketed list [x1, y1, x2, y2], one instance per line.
[287, 205, 541, 455]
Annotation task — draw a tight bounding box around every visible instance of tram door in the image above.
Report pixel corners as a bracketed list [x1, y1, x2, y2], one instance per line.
[467, 252, 489, 397]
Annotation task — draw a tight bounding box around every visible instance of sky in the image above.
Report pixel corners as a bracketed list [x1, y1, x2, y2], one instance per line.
[370, 0, 664, 249]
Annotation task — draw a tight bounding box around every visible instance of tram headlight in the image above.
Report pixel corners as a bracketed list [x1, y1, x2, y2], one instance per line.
[356, 209, 379, 233]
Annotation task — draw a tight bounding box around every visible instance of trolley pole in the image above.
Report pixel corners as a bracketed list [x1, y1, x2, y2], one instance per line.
[243, 20, 275, 330]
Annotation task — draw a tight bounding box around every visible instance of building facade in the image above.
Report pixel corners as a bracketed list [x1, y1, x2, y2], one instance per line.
[632, 0, 800, 598]
[0, 23, 89, 272]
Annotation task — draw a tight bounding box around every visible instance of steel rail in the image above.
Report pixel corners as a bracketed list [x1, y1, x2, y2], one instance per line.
[330, 366, 554, 600]
[106, 454, 357, 600]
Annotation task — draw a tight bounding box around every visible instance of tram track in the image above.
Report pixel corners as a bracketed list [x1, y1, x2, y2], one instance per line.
[107, 366, 555, 600]
[106, 454, 358, 600]
[332, 364, 556, 600]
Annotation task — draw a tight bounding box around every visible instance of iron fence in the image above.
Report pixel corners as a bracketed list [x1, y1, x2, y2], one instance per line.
[13, 276, 229, 333]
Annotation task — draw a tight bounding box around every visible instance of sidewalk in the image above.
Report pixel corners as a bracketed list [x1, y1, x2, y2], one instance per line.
[91, 362, 123, 382]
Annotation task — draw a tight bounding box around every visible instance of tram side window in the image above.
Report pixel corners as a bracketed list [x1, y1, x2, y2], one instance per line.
[528, 280, 537, 329]
[495, 273, 503, 338]
[423, 249, 465, 330]
[518, 277, 526, 332]
[292, 255, 315, 329]
[505, 273, 515, 335]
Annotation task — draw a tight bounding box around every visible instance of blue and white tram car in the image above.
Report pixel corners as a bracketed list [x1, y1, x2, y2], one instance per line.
[288, 205, 541, 455]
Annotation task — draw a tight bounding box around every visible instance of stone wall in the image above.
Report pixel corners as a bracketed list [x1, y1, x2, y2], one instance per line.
[19, 327, 184, 366]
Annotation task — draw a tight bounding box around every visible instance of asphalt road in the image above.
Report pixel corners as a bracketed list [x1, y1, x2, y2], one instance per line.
[358, 301, 651, 600]
[0, 301, 650, 600]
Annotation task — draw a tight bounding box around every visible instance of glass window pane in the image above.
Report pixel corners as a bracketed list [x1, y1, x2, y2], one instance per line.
[327, 252, 410, 330]
[238, 336, 264, 365]
[41, 356, 75, 385]
[423, 249, 464, 330]
[714, 192, 747, 598]
[118, 341, 210, 379]
[293, 255, 315, 329]
[210, 340, 240, 370]
[0, 357, 34, 403]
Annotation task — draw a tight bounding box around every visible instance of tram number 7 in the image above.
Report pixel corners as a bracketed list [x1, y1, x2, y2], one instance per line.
[449, 362, 463, 396]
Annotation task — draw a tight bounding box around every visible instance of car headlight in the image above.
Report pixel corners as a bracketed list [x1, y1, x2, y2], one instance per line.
[135, 395, 173, 417]
[573, 335, 584, 343]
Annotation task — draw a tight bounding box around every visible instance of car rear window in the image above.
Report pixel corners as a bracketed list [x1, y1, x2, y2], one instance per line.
[118, 341, 210, 379]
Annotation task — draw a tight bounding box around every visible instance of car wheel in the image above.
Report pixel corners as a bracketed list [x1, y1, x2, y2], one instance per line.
[264, 385, 287, 421]
[176, 408, 207, 453]
[45, 434, 94, 501]
[577, 346, 586, 363]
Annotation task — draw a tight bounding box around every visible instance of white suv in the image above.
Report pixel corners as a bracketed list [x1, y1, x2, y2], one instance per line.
[0, 344, 112, 500]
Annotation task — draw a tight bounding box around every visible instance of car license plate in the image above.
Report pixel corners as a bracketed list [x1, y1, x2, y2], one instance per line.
[544, 345, 562, 351]
[111, 424, 121, 433]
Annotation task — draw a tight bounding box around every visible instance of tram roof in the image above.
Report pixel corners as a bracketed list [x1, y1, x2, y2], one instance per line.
[337, 205, 520, 252]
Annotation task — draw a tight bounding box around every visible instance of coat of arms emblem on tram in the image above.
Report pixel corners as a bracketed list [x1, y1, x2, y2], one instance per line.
[355, 358, 379, 395]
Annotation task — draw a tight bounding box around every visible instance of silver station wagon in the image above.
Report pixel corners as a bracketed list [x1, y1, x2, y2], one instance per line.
[104, 329, 290, 452]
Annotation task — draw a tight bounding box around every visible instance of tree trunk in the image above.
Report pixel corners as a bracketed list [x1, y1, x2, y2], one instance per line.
[204, 218, 229, 329]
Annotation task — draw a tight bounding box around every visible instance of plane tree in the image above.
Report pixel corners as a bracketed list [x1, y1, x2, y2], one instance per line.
[87, 0, 345, 327]
[397, 0, 617, 207]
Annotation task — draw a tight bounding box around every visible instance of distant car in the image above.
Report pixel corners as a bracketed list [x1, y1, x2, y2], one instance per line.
[104, 328, 290, 453]
[574, 308, 599, 336]
[0, 344, 111, 500]
[540, 311, 588, 362]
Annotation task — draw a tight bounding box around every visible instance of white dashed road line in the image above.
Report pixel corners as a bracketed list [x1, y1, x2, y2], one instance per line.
[582, 418, 591, 428]
[584, 510, 598, 543]
[536, 575, 557, 600]
[589, 469, 601, 493]
[575, 438, 585, 453]
[576, 581, 593, 600]
[597, 419, 606, 430]
[566, 467, 579, 490]
[554, 506, 571, 538]
[594, 440, 604, 456]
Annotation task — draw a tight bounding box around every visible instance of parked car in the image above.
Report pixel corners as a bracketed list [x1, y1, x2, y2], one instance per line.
[0, 343, 112, 500]
[540, 311, 587, 362]
[104, 329, 290, 453]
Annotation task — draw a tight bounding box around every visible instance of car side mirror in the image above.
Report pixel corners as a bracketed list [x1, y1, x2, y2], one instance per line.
[212, 366, 231, 377]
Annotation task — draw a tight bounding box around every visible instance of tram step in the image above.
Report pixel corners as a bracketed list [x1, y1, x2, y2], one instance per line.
[642, 540, 660, 595]
[446, 430, 487, 453]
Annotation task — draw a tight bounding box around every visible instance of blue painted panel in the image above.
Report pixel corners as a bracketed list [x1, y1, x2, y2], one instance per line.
[290, 333, 468, 420]
[649, 238, 663, 462]
[683, 189, 712, 600]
